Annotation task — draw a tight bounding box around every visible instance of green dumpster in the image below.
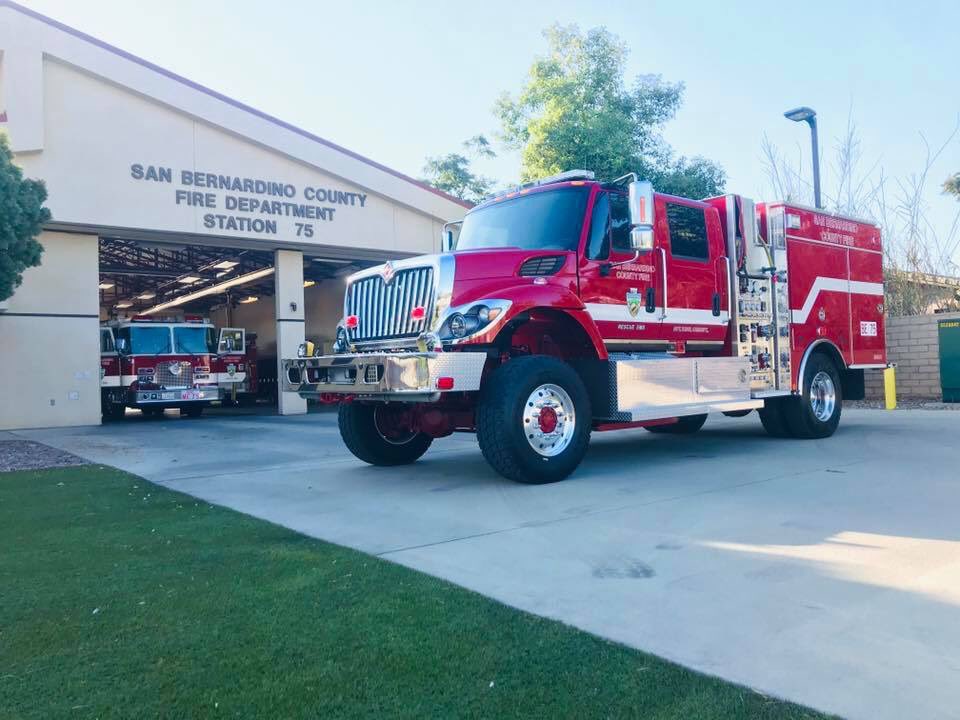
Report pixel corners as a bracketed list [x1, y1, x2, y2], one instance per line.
[940, 319, 960, 403]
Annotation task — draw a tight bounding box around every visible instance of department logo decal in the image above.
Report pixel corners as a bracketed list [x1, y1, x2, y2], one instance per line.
[626, 288, 642, 318]
[381, 261, 396, 285]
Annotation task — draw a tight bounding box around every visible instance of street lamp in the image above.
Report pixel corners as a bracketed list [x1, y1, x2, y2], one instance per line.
[783, 106, 821, 209]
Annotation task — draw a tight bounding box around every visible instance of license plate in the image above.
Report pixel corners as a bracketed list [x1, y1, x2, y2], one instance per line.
[181, 390, 201, 400]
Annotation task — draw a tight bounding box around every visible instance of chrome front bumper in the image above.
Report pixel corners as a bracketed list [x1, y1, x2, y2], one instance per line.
[281, 351, 487, 402]
[133, 386, 219, 404]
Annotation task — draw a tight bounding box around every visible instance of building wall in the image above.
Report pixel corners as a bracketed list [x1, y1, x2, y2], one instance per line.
[0, 231, 101, 430]
[10, 56, 456, 256]
[864, 311, 960, 401]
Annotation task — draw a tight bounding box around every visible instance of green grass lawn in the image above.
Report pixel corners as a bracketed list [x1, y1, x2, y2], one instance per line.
[1, 465, 829, 719]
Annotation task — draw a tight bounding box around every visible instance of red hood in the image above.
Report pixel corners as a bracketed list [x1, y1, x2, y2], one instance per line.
[452, 248, 575, 281]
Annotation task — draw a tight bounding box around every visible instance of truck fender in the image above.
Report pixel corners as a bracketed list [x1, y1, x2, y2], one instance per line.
[796, 338, 846, 392]
[485, 284, 608, 360]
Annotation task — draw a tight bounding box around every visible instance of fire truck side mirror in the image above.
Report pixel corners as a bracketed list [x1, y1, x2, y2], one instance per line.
[628, 180, 655, 251]
[628, 180, 655, 226]
[630, 228, 654, 252]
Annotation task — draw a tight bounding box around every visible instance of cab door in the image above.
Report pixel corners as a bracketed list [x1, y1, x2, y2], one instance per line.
[99, 327, 120, 388]
[578, 189, 664, 352]
[217, 328, 247, 387]
[657, 199, 729, 350]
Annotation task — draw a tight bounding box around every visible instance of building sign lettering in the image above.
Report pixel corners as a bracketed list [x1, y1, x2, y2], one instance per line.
[129, 163, 367, 238]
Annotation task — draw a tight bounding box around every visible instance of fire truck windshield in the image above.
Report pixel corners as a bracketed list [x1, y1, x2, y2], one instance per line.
[456, 186, 590, 252]
[174, 326, 215, 355]
[118, 326, 171, 355]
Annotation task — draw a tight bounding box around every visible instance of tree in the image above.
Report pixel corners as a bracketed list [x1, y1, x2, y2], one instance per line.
[421, 135, 496, 204]
[945, 173, 960, 199]
[494, 24, 725, 198]
[0, 134, 49, 301]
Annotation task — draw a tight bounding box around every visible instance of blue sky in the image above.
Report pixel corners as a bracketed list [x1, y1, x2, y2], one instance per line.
[20, 0, 960, 256]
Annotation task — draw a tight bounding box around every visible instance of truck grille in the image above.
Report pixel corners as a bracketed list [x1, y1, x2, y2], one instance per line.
[156, 361, 193, 389]
[346, 266, 435, 343]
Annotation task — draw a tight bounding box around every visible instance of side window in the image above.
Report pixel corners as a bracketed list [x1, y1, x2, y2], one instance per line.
[586, 192, 610, 260]
[610, 193, 632, 253]
[666, 203, 709, 261]
[100, 329, 115, 353]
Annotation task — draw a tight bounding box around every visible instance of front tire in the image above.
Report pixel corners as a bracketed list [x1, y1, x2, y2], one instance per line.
[476, 355, 592, 484]
[645, 414, 707, 434]
[338, 403, 433, 466]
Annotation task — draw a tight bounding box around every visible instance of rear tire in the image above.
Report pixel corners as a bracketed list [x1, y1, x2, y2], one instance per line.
[783, 353, 843, 438]
[759, 399, 792, 437]
[476, 355, 591, 484]
[645, 414, 708, 434]
[338, 402, 433, 466]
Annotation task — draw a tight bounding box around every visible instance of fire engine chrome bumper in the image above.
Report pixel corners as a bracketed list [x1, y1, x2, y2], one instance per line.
[133, 386, 219, 404]
[282, 352, 487, 401]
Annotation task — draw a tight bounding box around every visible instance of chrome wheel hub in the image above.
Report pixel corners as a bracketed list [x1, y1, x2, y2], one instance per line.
[522, 384, 576, 457]
[810, 371, 836, 422]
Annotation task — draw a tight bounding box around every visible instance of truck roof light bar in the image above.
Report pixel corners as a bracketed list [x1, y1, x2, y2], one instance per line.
[485, 170, 596, 202]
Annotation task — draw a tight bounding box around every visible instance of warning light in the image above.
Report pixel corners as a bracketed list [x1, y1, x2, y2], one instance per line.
[436, 377, 455, 390]
[410, 306, 426, 321]
[345, 315, 359, 329]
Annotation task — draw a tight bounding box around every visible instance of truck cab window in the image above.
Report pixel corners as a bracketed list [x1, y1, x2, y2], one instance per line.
[609, 193, 632, 253]
[586, 192, 610, 260]
[666, 203, 709, 260]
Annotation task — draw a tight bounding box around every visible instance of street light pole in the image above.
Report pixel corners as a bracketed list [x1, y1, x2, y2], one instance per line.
[784, 106, 822, 209]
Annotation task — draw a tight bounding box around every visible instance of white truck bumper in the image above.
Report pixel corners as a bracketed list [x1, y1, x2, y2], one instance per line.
[282, 352, 487, 402]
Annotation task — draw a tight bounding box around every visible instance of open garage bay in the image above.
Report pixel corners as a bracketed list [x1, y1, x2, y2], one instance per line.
[15, 408, 960, 720]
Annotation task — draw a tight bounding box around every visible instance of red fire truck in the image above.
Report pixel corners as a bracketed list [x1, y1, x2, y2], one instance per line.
[100, 315, 247, 419]
[282, 171, 886, 483]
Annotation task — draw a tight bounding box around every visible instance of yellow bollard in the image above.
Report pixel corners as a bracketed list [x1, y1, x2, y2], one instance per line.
[883, 366, 897, 410]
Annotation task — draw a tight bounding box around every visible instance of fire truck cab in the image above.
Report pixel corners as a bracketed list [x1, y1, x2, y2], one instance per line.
[282, 170, 886, 483]
[100, 315, 246, 419]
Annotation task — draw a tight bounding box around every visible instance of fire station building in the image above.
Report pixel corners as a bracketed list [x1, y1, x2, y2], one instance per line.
[0, 1, 468, 431]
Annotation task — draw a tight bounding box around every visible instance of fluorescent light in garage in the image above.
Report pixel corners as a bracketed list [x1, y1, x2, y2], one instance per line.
[178, 275, 202, 284]
[303, 280, 316, 288]
[239, 296, 259, 304]
[213, 260, 238, 270]
[115, 300, 133, 308]
[136, 292, 156, 300]
[141, 267, 275, 315]
[98, 282, 114, 290]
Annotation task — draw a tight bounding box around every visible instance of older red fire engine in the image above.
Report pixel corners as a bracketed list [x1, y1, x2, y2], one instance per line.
[283, 171, 886, 483]
[100, 315, 246, 419]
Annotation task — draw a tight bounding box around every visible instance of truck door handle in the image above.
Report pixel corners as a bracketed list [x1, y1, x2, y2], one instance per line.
[645, 287, 656, 313]
[712, 292, 721, 317]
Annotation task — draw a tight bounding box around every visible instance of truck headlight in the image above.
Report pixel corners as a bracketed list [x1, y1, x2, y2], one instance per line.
[438, 303, 505, 342]
[448, 313, 469, 338]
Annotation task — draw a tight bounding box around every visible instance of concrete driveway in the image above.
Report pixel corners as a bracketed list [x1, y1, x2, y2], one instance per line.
[17, 408, 960, 720]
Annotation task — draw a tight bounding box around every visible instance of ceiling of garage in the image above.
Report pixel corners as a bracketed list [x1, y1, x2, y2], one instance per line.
[98, 238, 367, 315]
